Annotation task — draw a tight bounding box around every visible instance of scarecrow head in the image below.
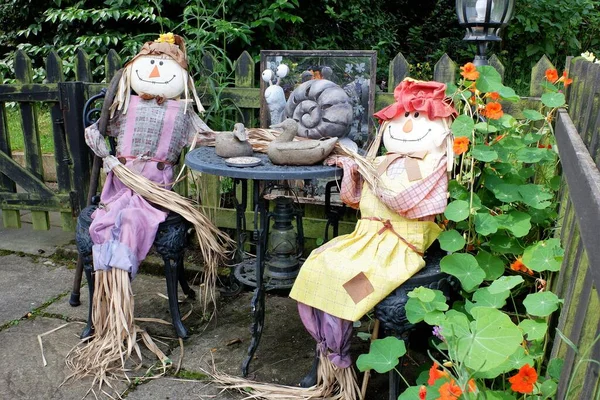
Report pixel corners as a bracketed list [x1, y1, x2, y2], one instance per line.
[113, 33, 203, 114]
[374, 79, 456, 157]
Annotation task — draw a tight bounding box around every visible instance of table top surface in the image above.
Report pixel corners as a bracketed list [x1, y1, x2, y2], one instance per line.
[185, 147, 342, 180]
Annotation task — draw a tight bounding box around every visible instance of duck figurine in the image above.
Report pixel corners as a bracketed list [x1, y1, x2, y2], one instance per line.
[267, 118, 338, 165]
[215, 122, 254, 158]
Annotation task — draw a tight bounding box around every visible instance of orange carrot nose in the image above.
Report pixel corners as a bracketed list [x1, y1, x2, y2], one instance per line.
[403, 118, 413, 133]
[149, 65, 160, 78]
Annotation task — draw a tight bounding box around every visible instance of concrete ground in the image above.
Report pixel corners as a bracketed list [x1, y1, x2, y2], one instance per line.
[0, 210, 416, 399]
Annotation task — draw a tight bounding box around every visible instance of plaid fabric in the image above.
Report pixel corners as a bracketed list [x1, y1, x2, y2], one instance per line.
[329, 154, 448, 220]
[108, 96, 210, 163]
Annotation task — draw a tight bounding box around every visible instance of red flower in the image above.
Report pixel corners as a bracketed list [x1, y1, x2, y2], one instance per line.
[419, 385, 427, 400]
[509, 364, 538, 394]
[510, 258, 534, 275]
[545, 68, 559, 83]
[428, 362, 449, 385]
[439, 379, 463, 400]
[488, 91, 500, 100]
[453, 137, 470, 156]
[538, 143, 552, 149]
[461, 62, 480, 81]
[482, 102, 504, 120]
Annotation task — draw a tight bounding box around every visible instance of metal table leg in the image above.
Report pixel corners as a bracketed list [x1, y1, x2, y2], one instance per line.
[242, 180, 268, 376]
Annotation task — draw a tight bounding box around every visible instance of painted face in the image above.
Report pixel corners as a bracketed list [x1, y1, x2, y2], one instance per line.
[130, 55, 186, 99]
[383, 111, 449, 156]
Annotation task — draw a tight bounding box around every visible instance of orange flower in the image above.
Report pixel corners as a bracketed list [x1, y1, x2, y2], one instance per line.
[538, 143, 552, 149]
[453, 137, 470, 156]
[545, 68, 559, 83]
[510, 258, 534, 275]
[488, 91, 500, 100]
[419, 385, 427, 400]
[428, 362, 449, 385]
[492, 134, 506, 144]
[439, 379, 463, 400]
[468, 379, 477, 393]
[560, 70, 573, 87]
[461, 62, 480, 81]
[482, 102, 504, 120]
[509, 364, 538, 394]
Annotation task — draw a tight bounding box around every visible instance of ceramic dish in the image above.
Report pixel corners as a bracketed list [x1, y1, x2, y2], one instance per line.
[225, 156, 262, 168]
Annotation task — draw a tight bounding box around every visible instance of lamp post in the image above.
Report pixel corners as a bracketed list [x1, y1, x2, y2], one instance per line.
[456, 0, 515, 66]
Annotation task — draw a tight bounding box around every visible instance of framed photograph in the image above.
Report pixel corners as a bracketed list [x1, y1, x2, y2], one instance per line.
[260, 50, 377, 150]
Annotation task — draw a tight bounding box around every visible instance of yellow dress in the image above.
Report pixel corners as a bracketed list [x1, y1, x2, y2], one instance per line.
[290, 158, 443, 322]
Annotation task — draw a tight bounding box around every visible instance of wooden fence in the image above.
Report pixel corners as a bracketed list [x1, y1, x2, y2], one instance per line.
[550, 57, 600, 399]
[1, 47, 598, 394]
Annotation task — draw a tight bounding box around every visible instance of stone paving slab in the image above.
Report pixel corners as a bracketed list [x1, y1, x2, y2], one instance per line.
[126, 378, 241, 400]
[0, 317, 129, 400]
[0, 254, 73, 324]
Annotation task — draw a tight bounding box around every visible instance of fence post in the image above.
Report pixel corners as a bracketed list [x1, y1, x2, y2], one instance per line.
[46, 49, 75, 231]
[0, 73, 19, 228]
[235, 51, 255, 127]
[75, 49, 92, 82]
[530, 55, 555, 97]
[433, 53, 456, 86]
[59, 81, 90, 214]
[388, 52, 409, 92]
[105, 49, 122, 80]
[488, 54, 505, 82]
[15, 50, 49, 230]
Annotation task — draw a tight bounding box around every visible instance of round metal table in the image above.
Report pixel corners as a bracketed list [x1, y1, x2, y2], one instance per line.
[185, 146, 342, 376]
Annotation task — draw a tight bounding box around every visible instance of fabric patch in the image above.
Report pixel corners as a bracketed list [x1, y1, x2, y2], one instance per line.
[343, 272, 374, 304]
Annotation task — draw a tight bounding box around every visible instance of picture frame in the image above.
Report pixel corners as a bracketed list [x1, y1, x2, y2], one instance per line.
[260, 50, 377, 151]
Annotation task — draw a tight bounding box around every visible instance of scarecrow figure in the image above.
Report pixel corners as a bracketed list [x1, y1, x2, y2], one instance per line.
[67, 33, 230, 389]
[289, 79, 456, 399]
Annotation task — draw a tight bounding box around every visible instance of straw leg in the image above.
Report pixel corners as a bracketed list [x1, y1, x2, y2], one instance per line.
[81, 262, 95, 339]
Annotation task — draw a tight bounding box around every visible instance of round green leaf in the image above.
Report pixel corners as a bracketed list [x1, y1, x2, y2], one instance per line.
[472, 145, 498, 162]
[541, 379, 558, 399]
[444, 200, 470, 222]
[443, 307, 523, 372]
[438, 230, 465, 252]
[475, 346, 535, 379]
[523, 291, 562, 317]
[541, 92, 566, 108]
[449, 179, 469, 200]
[495, 211, 532, 238]
[497, 85, 519, 102]
[522, 240, 563, 272]
[522, 109, 545, 121]
[440, 253, 485, 292]
[516, 147, 549, 163]
[519, 319, 548, 341]
[405, 290, 449, 324]
[493, 183, 523, 203]
[475, 65, 503, 93]
[451, 114, 475, 137]
[356, 336, 406, 373]
[488, 275, 524, 294]
[474, 212, 499, 236]
[475, 250, 505, 281]
[473, 287, 510, 308]
[547, 358, 564, 381]
[518, 184, 553, 209]
[475, 122, 498, 133]
[489, 234, 523, 255]
[407, 286, 436, 302]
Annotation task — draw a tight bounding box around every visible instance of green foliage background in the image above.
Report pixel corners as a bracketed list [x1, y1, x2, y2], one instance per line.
[0, 0, 599, 92]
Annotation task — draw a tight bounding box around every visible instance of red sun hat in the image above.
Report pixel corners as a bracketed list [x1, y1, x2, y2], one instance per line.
[374, 79, 457, 121]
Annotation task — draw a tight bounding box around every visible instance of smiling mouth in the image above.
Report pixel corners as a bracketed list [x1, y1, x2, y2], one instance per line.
[135, 70, 177, 84]
[388, 127, 431, 142]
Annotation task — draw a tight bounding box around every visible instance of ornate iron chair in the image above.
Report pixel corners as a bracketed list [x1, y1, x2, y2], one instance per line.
[70, 78, 195, 339]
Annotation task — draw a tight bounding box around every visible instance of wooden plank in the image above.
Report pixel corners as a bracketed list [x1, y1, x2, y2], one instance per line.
[0, 192, 72, 210]
[105, 49, 122, 80]
[0, 84, 59, 102]
[488, 54, 505, 82]
[579, 292, 600, 397]
[2, 210, 21, 228]
[388, 52, 409, 92]
[530, 55, 555, 97]
[567, 58, 587, 129]
[433, 53, 456, 86]
[60, 211, 76, 231]
[0, 143, 56, 198]
[554, 110, 600, 293]
[0, 102, 15, 192]
[46, 50, 72, 194]
[15, 50, 49, 230]
[234, 51, 255, 127]
[75, 49, 91, 82]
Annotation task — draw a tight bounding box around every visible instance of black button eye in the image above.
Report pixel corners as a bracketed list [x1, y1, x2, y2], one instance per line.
[159, 61, 164, 66]
[404, 112, 410, 118]
[150, 60, 155, 65]
[414, 112, 420, 118]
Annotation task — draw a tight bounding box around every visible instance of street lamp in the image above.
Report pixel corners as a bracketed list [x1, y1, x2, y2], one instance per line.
[456, 0, 515, 66]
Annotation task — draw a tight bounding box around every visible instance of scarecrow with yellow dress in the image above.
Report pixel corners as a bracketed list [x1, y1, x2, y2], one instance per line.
[289, 78, 457, 399]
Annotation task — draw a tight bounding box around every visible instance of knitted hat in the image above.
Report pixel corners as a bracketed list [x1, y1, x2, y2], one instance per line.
[374, 78, 457, 121]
